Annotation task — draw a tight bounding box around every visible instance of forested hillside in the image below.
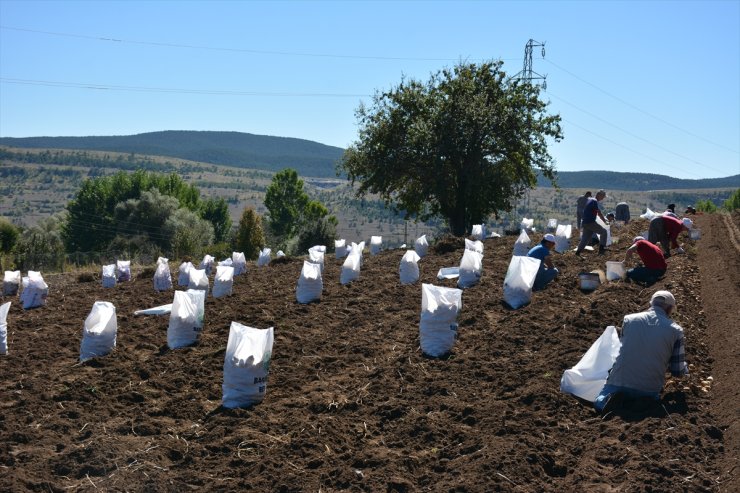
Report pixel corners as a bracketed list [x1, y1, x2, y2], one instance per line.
[539, 170, 740, 191]
[0, 131, 344, 178]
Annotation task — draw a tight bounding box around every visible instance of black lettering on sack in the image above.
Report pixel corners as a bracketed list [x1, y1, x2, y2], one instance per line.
[258, 385, 265, 393]
[253, 376, 267, 385]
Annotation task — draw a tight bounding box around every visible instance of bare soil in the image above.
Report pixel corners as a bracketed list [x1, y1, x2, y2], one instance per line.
[1, 214, 737, 492]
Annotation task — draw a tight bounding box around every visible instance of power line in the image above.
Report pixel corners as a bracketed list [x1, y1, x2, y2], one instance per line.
[0, 77, 371, 98]
[0, 25, 514, 63]
[543, 58, 739, 155]
[549, 92, 729, 176]
[561, 118, 706, 179]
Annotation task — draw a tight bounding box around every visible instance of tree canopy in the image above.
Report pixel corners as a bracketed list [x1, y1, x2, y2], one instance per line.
[340, 61, 563, 236]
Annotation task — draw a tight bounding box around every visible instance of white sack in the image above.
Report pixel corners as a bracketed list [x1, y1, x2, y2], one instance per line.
[177, 262, 193, 286]
[547, 218, 558, 232]
[222, 323, 274, 408]
[308, 246, 325, 274]
[199, 255, 215, 275]
[640, 208, 658, 221]
[213, 265, 234, 298]
[503, 256, 540, 309]
[116, 260, 131, 282]
[471, 224, 485, 241]
[276, 250, 286, 258]
[606, 261, 626, 281]
[101, 264, 117, 288]
[414, 235, 429, 258]
[20, 271, 48, 310]
[0, 301, 10, 355]
[399, 250, 421, 285]
[340, 253, 362, 285]
[167, 290, 200, 349]
[3, 270, 20, 296]
[218, 258, 233, 268]
[370, 236, 382, 255]
[257, 248, 272, 267]
[134, 304, 173, 316]
[419, 284, 462, 357]
[153, 258, 172, 292]
[186, 289, 205, 330]
[437, 267, 460, 280]
[554, 224, 572, 254]
[560, 326, 621, 402]
[232, 252, 247, 275]
[512, 229, 531, 256]
[520, 218, 534, 231]
[79, 301, 118, 361]
[465, 238, 484, 255]
[296, 261, 323, 303]
[335, 239, 348, 259]
[188, 268, 209, 293]
[458, 249, 483, 289]
[596, 216, 612, 246]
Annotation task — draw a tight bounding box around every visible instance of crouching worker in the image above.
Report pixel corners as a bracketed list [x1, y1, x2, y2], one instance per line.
[624, 236, 666, 285]
[594, 290, 688, 414]
[528, 233, 559, 291]
[647, 215, 692, 257]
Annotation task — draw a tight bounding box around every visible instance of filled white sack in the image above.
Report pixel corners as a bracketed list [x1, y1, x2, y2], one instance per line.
[257, 248, 272, 267]
[101, 264, 117, 288]
[399, 250, 421, 285]
[168, 290, 200, 349]
[213, 265, 235, 298]
[471, 224, 485, 241]
[370, 236, 382, 255]
[232, 252, 247, 275]
[3, 270, 20, 296]
[296, 261, 323, 303]
[308, 246, 325, 274]
[188, 268, 209, 293]
[153, 257, 172, 292]
[222, 323, 274, 408]
[640, 208, 658, 221]
[458, 249, 483, 289]
[560, 326, 621, 402]
[503, 256, 540, 309]
[79, 301, 118, 361]
[177, 261, 193, 286]
[520, 218, 534, 231]
[547, 218, 558, 232]
[199, 254, 215, 275]
[596, 216, 613, 247]
[116, 260, 131, 282]
[554, 224, 572, 254]
[340, 252, 362, 285]
[276, 250, 286, 258]
[465, 238, 484, 255]
[219, 258, 233, 267]
[0, 301, 10, 355]
[512, 229, 531, 256]
[419, 283, 462, 357]
[335, 239, 348, 259]
[414, 234, 429, 258]
[20, 271, 48, 310]
[186, 289, 205, 330]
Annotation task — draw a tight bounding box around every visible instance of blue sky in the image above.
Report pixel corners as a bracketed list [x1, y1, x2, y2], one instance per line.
[1, 0, 738, 180]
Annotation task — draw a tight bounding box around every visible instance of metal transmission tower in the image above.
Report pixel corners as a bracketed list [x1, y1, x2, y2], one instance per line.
[512, 39, 547, 90]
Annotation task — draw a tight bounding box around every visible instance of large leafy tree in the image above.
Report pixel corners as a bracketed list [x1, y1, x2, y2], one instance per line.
[200, 197, 233, 243]
[340, 61, 563, 236]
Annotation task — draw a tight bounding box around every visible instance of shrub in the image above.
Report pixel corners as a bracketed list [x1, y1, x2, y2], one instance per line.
[723, 189, 740, 211]
[0, 217, 20, 254]
[235, 207, 265, 260]
[696, 199, 717, 213]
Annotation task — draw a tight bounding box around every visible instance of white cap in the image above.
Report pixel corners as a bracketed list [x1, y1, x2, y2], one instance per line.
[650, 290, 676, 308]
[682, 218, 693, 229]
[633, 236, 645, 243]
[543, 233, 556, 243]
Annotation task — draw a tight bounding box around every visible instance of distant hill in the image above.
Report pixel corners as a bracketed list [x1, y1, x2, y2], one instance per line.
[539, 170, 739, 191]
[1, 131, 738, 189]
[0, 130, 345, 178]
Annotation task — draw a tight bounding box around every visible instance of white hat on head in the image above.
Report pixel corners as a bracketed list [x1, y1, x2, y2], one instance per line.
[633, 236, 644, 243]
[682, 218, 693, 229]
[543, 233, 556, 243]
[650, 290, 676, 308]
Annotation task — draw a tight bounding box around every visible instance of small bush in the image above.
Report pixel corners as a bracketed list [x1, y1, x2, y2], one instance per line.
[723, 189, 740, 211]
[696, 199, 717, 213]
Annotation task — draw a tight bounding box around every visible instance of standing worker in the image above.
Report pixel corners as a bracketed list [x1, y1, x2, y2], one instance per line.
[576, 191, 592, 229]
[615, 202, 630, 224]
[576, 190, 609, 256]
[624, 236, 667, 284]
[528, 233, 559, 290]
[647, 215, 692, 257]
[594, 290, 688, 414]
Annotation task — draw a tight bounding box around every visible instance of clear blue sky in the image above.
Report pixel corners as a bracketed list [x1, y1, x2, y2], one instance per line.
[1, 0, 738, 180]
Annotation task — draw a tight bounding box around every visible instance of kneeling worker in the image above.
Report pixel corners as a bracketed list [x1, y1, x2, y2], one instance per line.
[594, 290, 688, 414]
[647, 215, 692, 257]
[528, 233, 559, 290]
[624, 236, 667, 284]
